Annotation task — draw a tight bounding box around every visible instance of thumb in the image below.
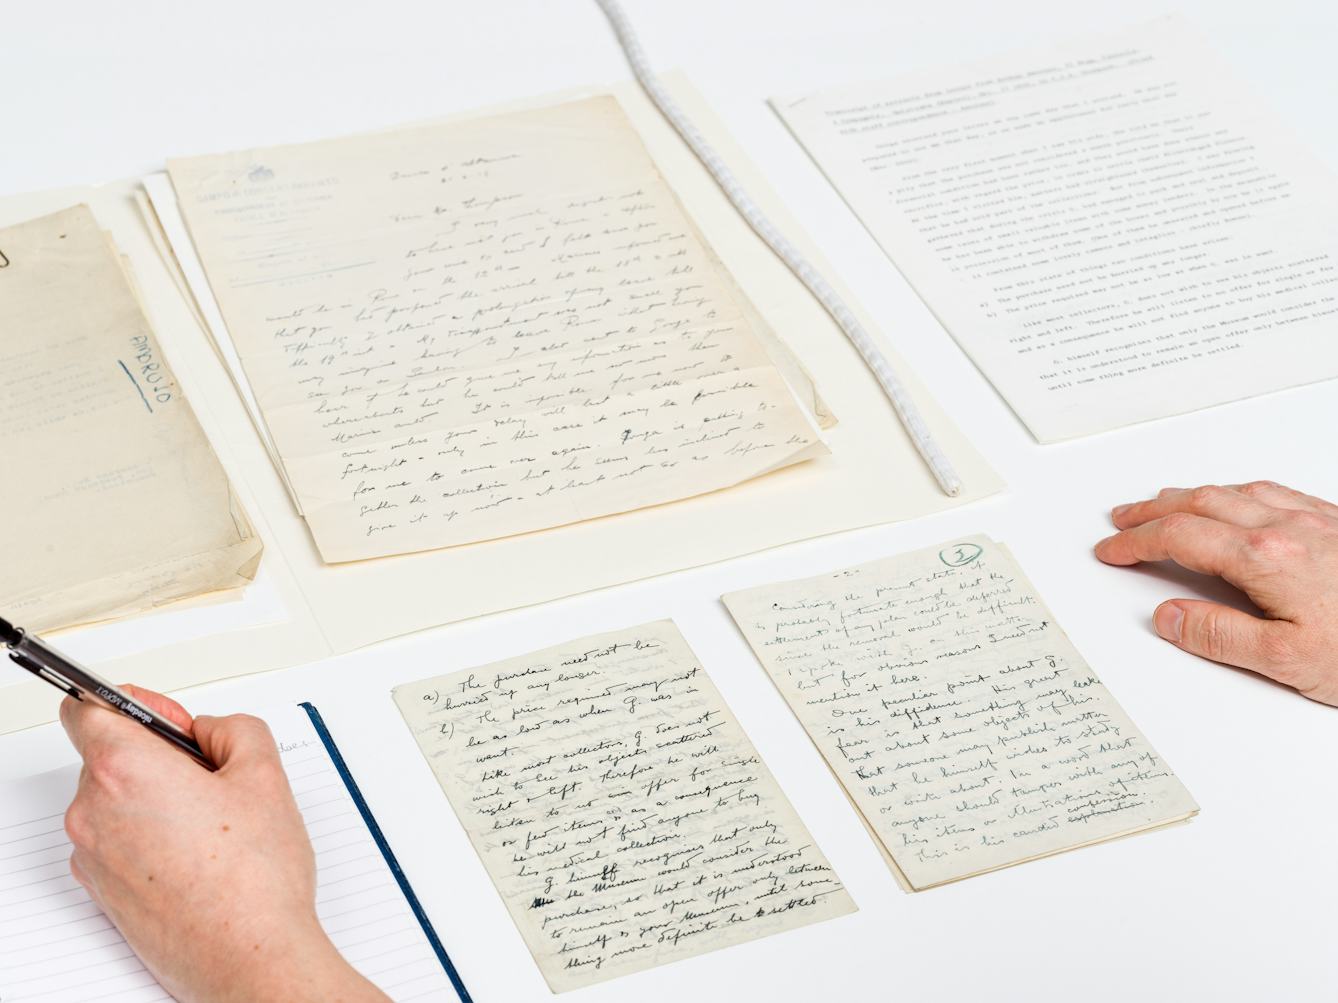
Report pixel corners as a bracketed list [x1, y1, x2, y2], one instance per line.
[192, 713, 282, 773]
[1153, 599, 1296, 681]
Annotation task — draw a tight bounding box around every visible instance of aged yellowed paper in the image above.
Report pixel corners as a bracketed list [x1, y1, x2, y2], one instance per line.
[724, 536, 1198, 889]
[393, 620, 854, 991]
[169, 97, 825, 562]
[140, 77, 1001, 659]
[1, 77, 1000, 734]
[0, 206, 262, 632]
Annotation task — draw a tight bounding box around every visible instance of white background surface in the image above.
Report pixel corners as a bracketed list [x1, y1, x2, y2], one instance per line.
[3, 2, 1336, 1001]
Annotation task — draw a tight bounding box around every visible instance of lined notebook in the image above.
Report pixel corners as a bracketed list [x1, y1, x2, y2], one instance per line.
[0, 703, 469, 1002]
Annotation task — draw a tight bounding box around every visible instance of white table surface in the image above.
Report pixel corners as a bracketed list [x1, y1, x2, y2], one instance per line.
[4, 2, 1336, 1000]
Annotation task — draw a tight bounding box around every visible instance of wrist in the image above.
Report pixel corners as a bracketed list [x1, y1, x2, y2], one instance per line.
[195, 918, 387, 1003]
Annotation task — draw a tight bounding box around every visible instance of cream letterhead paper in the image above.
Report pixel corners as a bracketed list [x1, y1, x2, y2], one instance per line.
[724, 537, 1198, 889]
[0, 206, 262, 632]
[393, 620, 854, 991]
[774, 17, 1338, 441]
[168, 97, 825, 562]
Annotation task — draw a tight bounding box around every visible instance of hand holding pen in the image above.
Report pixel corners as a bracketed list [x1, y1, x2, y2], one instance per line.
[1, 616, 214, 769]
[47, 668, 389, 1000]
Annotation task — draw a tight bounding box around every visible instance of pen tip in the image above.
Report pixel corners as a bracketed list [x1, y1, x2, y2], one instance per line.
[0, 616, 19, 646]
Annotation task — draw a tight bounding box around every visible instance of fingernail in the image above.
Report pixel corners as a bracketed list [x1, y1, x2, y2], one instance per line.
[1154, 603, 1184, 643]
[1111, 503, 1132, 518]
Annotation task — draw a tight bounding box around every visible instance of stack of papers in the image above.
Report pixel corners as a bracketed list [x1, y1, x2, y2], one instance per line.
[158, 96, 831, 563]
[0, 206, 261, 633]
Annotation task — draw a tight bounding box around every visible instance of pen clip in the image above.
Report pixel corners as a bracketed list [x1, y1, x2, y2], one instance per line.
[7, 649, 81, 699]
[5, 624, 215, 771]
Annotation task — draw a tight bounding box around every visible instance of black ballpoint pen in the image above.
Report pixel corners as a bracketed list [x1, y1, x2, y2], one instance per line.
[1, 615, 215, 771]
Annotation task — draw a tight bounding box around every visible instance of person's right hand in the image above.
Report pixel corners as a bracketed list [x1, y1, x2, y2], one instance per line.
[1094, 480, 1338, 706]
[60, 686, 390, 1003]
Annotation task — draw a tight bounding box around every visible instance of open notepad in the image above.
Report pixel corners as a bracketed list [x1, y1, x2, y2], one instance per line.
[0, 704, 469, 1003]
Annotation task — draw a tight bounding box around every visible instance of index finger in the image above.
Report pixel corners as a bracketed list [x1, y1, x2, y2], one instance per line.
[58, 684, 192, 764]
[1095, 513, 1250, 580]
[1110, 485, 1274, 531]
[120, 684, 195, 733]
[59, 694, 132, 763]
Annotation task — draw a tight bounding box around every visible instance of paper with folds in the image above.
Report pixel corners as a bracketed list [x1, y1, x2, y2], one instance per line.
[166, 96, 829, 563]
[0, 75, 1000, 734]
[0, 205, 262, 634]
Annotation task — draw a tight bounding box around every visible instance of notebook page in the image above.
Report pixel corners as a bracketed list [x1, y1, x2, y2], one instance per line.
[724, 537, 1199, 890]
[0, 704, 455, 1002]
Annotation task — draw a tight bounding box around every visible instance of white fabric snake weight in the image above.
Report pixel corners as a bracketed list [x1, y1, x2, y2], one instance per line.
[593, 0, 962, 495]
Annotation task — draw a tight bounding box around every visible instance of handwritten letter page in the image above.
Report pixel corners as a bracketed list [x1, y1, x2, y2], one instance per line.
[0, 206, 261, 632]
[393, 621, 854, 992]
[169, 97, 824, 562]
[724, 537, 1197, 890]
[774, 18, 1338, 440]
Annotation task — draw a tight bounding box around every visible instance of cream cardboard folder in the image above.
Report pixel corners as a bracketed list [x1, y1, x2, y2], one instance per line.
[0, 207, 262, 633]
[0, 75, 1001, 733]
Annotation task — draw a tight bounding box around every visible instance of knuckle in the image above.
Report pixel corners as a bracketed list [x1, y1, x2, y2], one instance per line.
[1196, 610, 1232, 661]
[1242, 480, 1277, 496]
[1284, 510, 1326, 532]
[1187, 486, 1223, 511]
[82, 746, 130, 794]
[226, 714, 283, 765]
[232, 713, 271, 735]
[1243, 528, 1302, 562]
[1159, 512, 1194, 534]
[233, 714, 278, 748]
[64, 800, 96, 851]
